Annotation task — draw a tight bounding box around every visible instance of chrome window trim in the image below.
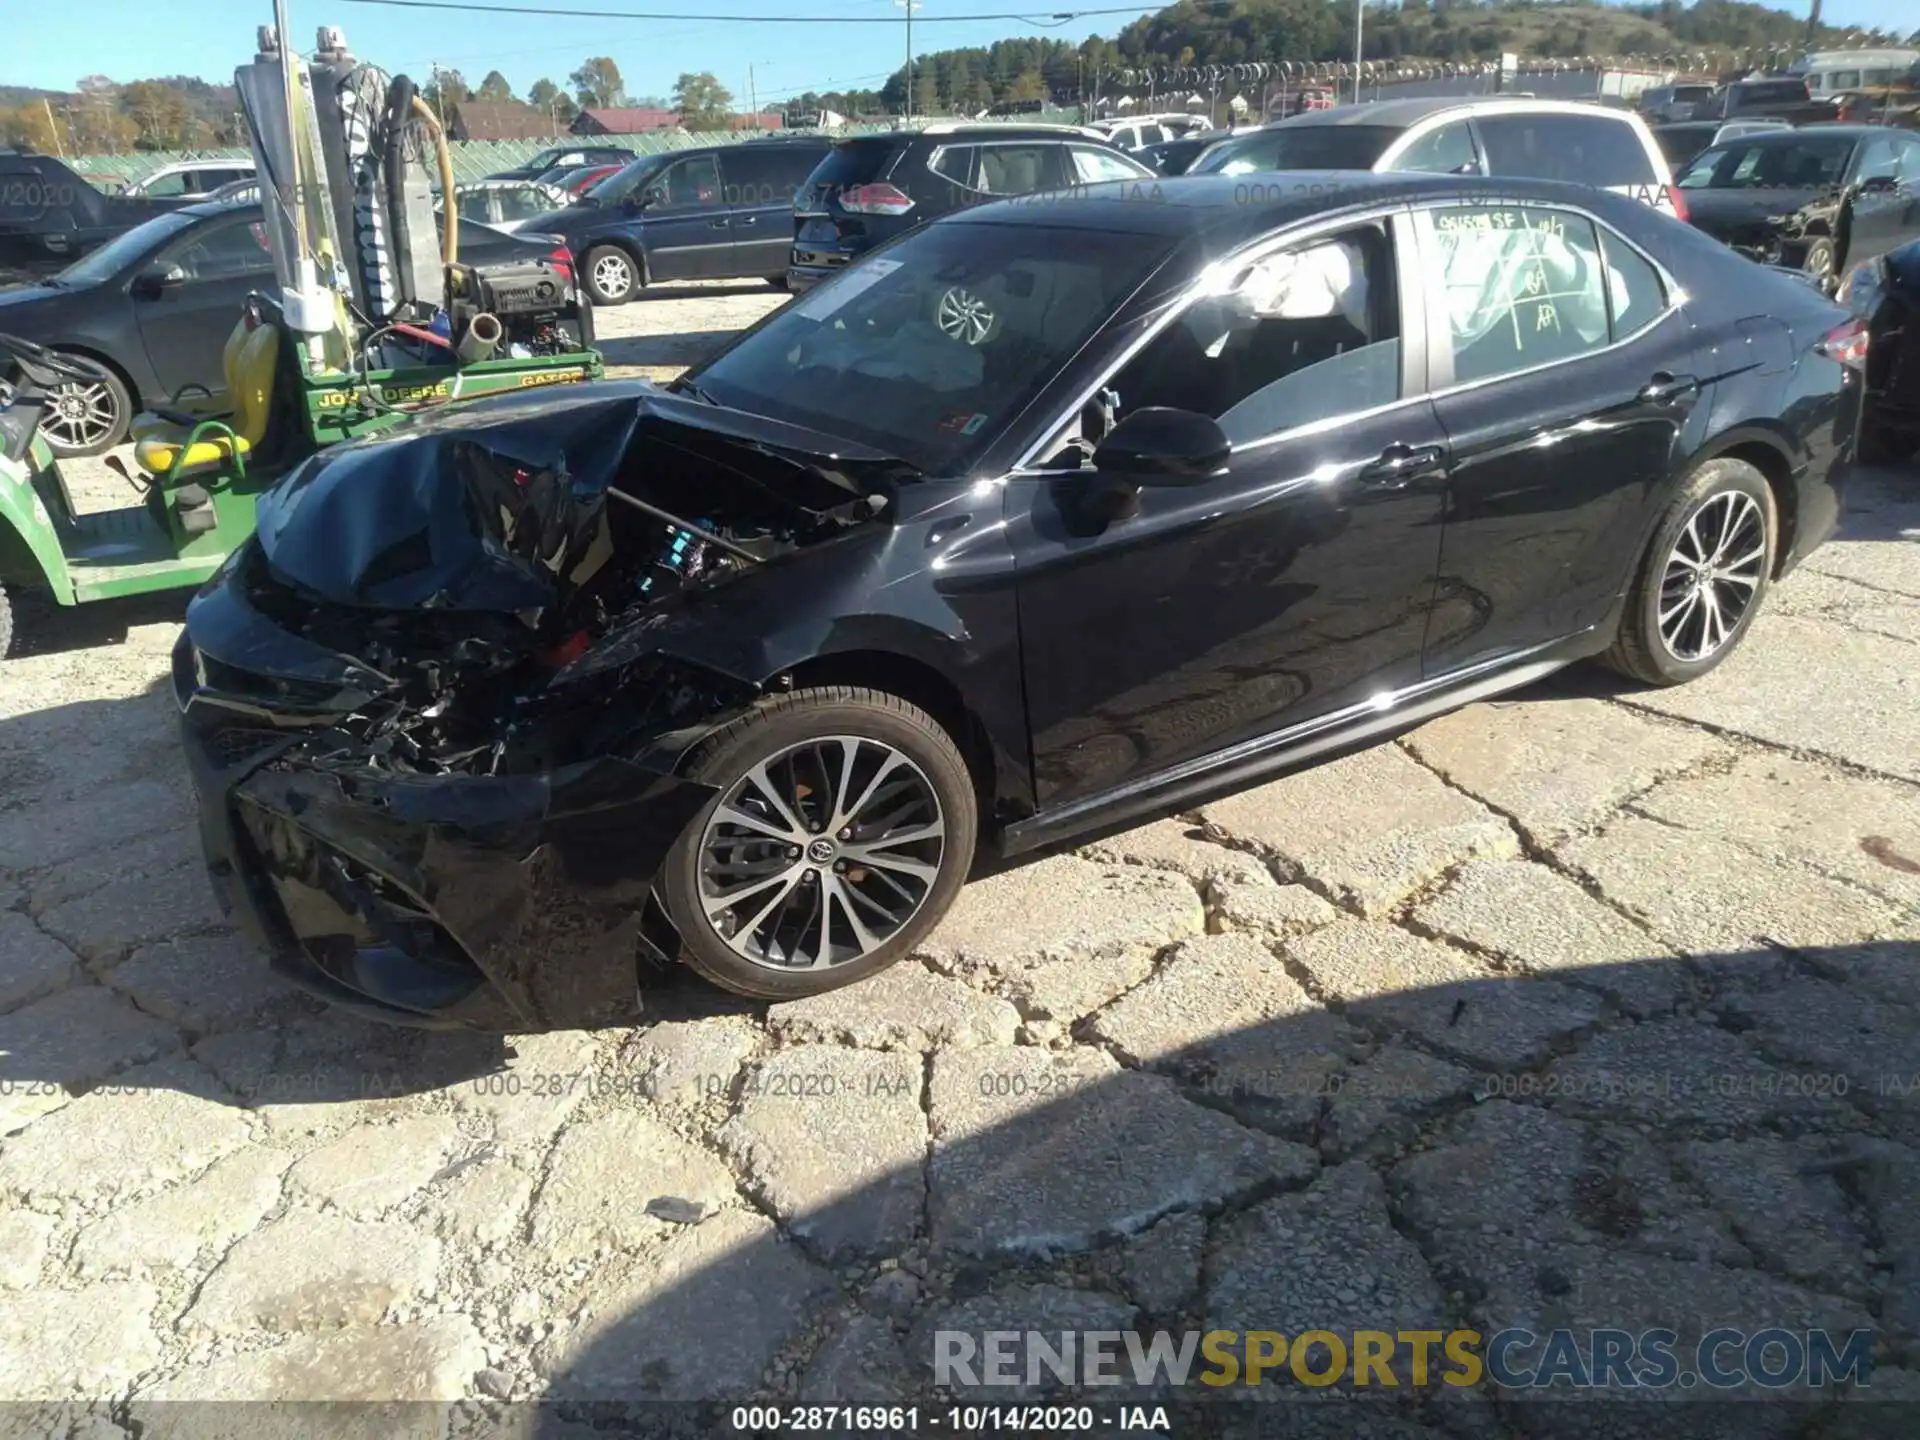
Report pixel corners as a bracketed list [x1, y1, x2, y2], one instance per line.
[1407, 198, 1684, 400]
[1009, 201, 1423, 473]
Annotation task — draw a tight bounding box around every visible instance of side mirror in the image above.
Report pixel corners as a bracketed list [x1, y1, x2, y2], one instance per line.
[132, 264, 187, 298]
[1093, 407, 1231, 485]
[1857, 174, 1897, 195]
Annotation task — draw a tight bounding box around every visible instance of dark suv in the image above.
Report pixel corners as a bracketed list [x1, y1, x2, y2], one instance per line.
[788, 124, 1155, 292]
[525, 136, 832, 303]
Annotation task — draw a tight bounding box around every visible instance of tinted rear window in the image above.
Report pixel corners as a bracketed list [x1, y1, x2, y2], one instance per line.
[1477, 113, 1658, 186]
[1737, 81, 1809, 104]
[1675, 136, 1855, 189]
[1191, 125, 1400, 174]
[809, 140, 901, 186]
[1675, 86, 1715, 102]
[1655, 127, 1716, 166]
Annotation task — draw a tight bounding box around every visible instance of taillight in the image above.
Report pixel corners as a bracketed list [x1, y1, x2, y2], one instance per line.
[1665, 183, 1689, 223]
[1816, 318, 1869, 372]
[837, 183, 915, 216]
[547, 245, 574, 280]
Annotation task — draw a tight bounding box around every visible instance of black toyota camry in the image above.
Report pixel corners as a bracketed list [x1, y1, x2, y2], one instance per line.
[175, 172, 1863, 1032]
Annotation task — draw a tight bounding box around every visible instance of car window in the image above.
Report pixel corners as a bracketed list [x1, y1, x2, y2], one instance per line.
[1475, 113, 1657, 187]
[1899, 137, 1920, 182]
[1107, 222, 1401, 446]
[162, 215, 274, 280]
[1679, 137, 1855, 189]
[724, 146, 821, 200]
[1598, 229, 1666, 340]
[1857, 136, 1901, 185]
[1191, 124, 1400, 175]
[928, 145, 976, 188]
[495, 188, 550, 221]
[139, 171, 191, 198]
[976, 145, 1058, 195]
[691, 222, 1175, 473]
[658, 155, 721, 207]
[1387, 119, 1479, 174]
[455, 190, 494, 222]
[1424, 204, 1611, 385]
[1070, 146, 1152, 184]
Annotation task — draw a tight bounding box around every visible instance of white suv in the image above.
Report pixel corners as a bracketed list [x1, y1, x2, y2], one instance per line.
[123, 158, 257, 199]
[1191, 97, 1684, 222]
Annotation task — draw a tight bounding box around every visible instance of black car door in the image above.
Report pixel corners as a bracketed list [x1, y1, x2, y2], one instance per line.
[132, 212, 276, 402]
[637, 153, 728, 282]
[1412, 199, 1708, 673]
[721, 146, 825, 278]
[1008, 209, 1453, 811]
[1845, 132, 1920, 275]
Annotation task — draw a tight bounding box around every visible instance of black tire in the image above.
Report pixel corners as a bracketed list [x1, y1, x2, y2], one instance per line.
[767, 274, 790, 291]
[660, 685, 978, 1002]
[40, 358, 131, 457]
[1859, 421, 1920, 467]
[1600, 457, 1777, 687]
[1803, 237, 1838, 295]
[582, 244, 639, 305]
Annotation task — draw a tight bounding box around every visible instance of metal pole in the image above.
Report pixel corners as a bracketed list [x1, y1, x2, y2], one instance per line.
[906, 2, 914, 122]
[1354, 0, 1364, 104]
[42, 97, 64, 157]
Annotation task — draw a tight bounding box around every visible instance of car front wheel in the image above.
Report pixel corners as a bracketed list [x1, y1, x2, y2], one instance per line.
[583, 244, 638, 304]
[1600, 457, 1777, 686]
[660, 686, 978, 1001]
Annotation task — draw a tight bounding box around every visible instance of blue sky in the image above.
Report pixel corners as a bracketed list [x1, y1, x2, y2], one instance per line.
[5, 0, 1914, 111]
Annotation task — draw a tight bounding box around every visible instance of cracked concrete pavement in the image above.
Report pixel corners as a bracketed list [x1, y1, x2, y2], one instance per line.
[5, 280, 1920, 1433]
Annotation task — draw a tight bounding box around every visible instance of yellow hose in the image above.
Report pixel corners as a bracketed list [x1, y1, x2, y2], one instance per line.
[409, 94, 459, 266]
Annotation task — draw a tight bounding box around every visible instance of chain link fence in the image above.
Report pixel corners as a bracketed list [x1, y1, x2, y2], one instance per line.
[60, 128, 903, 187]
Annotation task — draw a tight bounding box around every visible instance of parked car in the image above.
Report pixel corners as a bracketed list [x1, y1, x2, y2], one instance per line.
[541, 162, 622, 197]
[0, 199, 584, 455]
[1672, 125, 1920, 290]
[122, 158, 257, 199]
[1138, 132, 1228, 176]
[444, 179, 574, 233]
[1639, 82, 1718, 124]
[528, 137, 832, 304]
[173, 170, 1860, 1028]
[1841, 235, 1920, 460]
[1714, 118, 1796, 142]
[1695, 75, 1835, 127]
[788, 123, 1155, 293]
[1, 149, 195, 284]
[1188, 98, 1684, 221]
[1094, 113, 1214, 153]
[484, 143, 632, 183]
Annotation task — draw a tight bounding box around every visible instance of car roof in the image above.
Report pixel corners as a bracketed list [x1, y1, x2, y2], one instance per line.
[1705, 124, 1878, 143]
[858, 123, 1108, 144]
[1271, 96, 1643, 130]
[942, 170, 1642, 245]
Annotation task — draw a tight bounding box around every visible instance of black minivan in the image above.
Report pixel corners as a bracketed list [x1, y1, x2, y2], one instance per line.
[788, 124, 1155, 292]
[526, 136, 832, 304]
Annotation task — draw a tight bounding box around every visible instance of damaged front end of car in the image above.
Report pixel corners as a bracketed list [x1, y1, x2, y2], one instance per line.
[174, 382, 906, 1030]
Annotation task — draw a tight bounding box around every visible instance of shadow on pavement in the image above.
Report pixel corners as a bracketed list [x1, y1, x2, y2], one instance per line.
[498, 941, 1920, 1439]
[595, 331, 744, 370]
[8, 588, 189, 660]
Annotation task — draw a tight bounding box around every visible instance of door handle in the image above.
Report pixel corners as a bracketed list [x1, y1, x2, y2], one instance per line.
[1356, 442, 1446, 489]
[736, 214, 757, 226]
[709, 218, 729, 230]
[1638, 371, 1700, 405]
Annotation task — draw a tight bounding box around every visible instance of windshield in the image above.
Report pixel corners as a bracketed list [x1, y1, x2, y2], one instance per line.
[52, 208, 202, 286]
[1190, 124, 1399, 176]
[689, 220, 1175, 473]
[1676, 136, 1855, 189]
[583, 154, 669, 204]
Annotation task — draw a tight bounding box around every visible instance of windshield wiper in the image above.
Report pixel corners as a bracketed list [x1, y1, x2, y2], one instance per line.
[668, 377, 720, 405]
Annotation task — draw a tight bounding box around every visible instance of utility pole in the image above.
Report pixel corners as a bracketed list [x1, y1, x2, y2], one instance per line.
[42, 97, 64, 156]
[896, 0, 920, 123]
[1353, 0, 1364, 105]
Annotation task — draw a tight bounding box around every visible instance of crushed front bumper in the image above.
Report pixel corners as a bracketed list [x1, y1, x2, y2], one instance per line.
[174, 626, 716, 1033]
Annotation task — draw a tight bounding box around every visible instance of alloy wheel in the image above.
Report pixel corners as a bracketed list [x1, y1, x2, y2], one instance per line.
[935, 286, 996, 345]
[1656, 491, 1766, 663]
[43, 378, 120, 452]
[696, 735, 946, 972]
[592, 252, 632, 297]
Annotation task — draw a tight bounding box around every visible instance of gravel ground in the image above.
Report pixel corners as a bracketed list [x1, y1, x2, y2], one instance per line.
[4, 281, 1920, 1432]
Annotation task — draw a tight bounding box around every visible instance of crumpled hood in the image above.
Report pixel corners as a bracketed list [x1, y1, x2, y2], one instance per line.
[250, 379, 903, 615]
[1683, 186, 1829, 243]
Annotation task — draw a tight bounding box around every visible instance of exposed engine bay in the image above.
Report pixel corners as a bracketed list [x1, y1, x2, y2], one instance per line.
[219, 387, 899, 779]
